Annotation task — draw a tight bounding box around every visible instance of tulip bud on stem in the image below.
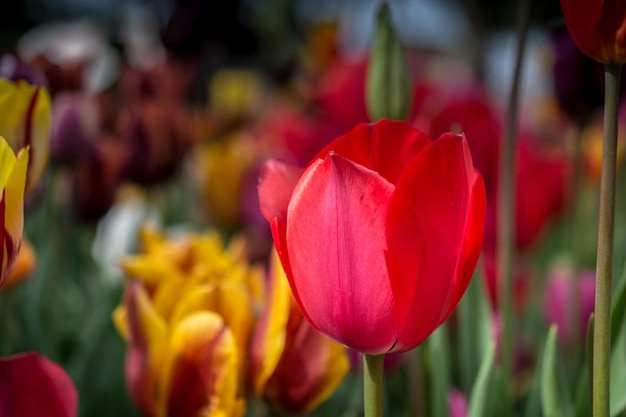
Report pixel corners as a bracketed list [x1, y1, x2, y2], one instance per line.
[592, 62, 621, 417]
[363, 354, 384, 417]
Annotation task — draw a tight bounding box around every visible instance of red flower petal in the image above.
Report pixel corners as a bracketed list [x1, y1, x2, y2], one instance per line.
[258, 159, 303, 224]
[258, 159, 304, 309]
[0, 352, 78, 417]
[386, 133, 484, 351]
[313, 120, 432, 185]
[286, 153, 396, 353]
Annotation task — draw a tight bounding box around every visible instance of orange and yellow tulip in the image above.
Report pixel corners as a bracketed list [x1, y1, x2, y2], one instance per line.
[113, 227, 262, 417]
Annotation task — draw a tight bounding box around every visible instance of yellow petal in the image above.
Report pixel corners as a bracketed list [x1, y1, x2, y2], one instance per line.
[124, 280, 168, 417]
[249, 248, 292, 395]
[0, 80, 50, 193]
[112, 305, 129, 340]
[160, 312, 243, 417]
[25, 85, 51, 193]
[170, 282, 254, 394]
[121, 256, 184, 287]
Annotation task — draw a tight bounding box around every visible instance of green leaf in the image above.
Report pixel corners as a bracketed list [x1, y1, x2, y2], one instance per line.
[491, 368, 513, 417]
[541, 325, 574, 417]
[610, 319, 626, 416]
[574, 366, 590, 417]
[611, 267, 626, 350]
[426, 324, 451, 417]
[458, 266, 492, 393]
[366, 2, 411, 121]
[468, 342, 496, 417]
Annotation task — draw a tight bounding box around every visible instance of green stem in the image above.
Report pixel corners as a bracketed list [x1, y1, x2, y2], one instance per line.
[364, 354, 384, 417]
[498, 0, 532, 382]
[593, 62, 621, 417]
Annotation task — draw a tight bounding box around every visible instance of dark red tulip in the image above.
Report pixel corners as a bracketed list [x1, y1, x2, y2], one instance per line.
[560, 0, 626, 63]
[0, 352, 78, 417]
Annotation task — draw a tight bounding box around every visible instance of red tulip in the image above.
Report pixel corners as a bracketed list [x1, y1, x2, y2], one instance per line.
[560, 0, 626, 63]
[258, 119, 486, 354]
[0, 352, 78, 417]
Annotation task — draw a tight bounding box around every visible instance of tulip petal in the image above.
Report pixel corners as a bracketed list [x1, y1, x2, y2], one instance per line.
[0, 352, 78, 417]
[250, 249, 292, 395]
[124, 280, 168, 417]
[162, 312, 244, 417]
[0, 80, 50, 193]
[264, 314, 350, 413]
[286, 153, 396, 353]
[258, 159, 304, 311]
[258, 159, 303, 224]
[386, 133, 484, 351]
[170, 282, 254, 394]
[313, 120, 432, 185]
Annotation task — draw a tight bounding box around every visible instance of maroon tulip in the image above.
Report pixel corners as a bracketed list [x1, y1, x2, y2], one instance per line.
[0, 352, 78, 417]
[560, 0, 626, 63]
[258, 119, 486, 354]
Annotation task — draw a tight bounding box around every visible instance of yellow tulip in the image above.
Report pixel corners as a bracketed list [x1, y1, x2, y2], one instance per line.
[114, 227, 261, 417]
[0, 79, 50, 193]
[0, 136, 29, 286]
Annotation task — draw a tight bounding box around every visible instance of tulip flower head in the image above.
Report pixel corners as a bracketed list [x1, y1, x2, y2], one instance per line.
[113, 227, 262, 417]
[560, 0, 626, 64]
[0, 137, 29, 287]
[258, 119, 486, 354]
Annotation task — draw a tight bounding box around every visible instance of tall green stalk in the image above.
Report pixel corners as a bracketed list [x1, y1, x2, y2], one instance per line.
[498, 0, 532, 382]
[592, 62, 621, 417]
[364, 354, 384, 417]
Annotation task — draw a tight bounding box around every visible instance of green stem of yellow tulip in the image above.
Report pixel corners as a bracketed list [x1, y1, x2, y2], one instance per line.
[364, 354, 384, 417]
[498, 0, 532, 383]
[593, 62, 621, 417]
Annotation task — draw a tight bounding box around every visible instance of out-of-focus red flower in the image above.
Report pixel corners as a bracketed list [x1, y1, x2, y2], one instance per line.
[250, 249, 349, 414]
[482, 251, 531, 312]
[118, 100, 194, 185]
[513, 140, 569, 250]
[560, 0, 626, 64]
[70, 136, 128, 221]
[50, 93, 100, 165]
[258, 120, 486, 354]
[258, 102, 344, 166]
[119, 56, 195, 104]
[313, 57, 370, 130]
[413, 86, 501, 196]
[0, 352, 78, 417]
[413, 84, 569, 251]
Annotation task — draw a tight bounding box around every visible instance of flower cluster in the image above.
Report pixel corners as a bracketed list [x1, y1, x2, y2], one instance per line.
[113, 227, 349, 416]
